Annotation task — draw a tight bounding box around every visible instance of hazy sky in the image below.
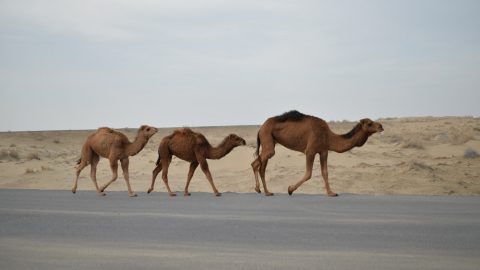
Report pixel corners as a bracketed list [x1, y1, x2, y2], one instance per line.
[1, 0, 479, 131]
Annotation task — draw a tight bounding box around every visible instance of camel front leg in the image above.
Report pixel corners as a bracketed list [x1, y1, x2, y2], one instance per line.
[288, 152, 315, 195]
[99, 159, 118, 194]
[198, 159, 221, 197]
[184, 161, 198, 196]
[251, 157, 261, 193]
[120, 158, 137, 197]
[320, 151, 337, 197]
[90, 154, 105, 196]
[148, 164, 162, 194]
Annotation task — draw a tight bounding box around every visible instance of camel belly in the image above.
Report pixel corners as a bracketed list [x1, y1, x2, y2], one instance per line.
[271, 128, 309, 152]
[170, 150, 196, 162]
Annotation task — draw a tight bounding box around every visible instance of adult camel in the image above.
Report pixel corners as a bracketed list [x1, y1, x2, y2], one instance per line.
[72, 125, 157, 197]
[251, 110, 383, 196]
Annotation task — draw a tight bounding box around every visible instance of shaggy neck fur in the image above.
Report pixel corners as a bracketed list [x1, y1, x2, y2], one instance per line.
[206, 137, 237, 160]
[328, 123, 370, 153]
[126, 132, 149, 156]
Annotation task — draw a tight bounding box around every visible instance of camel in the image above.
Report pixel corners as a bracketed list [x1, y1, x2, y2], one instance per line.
[72, 125, 158, 197]
[148, 128, 246, 197]
[251, 110, 383, 196]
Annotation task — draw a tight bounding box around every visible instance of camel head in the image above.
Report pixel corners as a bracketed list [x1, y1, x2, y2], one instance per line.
[138, 125, 158, 139]
[226, 134, 247, 147]
[359, 119, 384, 134]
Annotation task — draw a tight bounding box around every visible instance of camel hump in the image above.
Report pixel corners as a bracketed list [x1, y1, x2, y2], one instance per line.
[97, 127, 114, 133]
[174, 127, 194, 136]
[273, 110, 308, 122]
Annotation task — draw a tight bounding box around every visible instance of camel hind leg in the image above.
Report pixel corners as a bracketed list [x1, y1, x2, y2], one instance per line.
[161, 156, 176, 197]
[257, 138, 275, 196]
[251, 157, 261, 193]
[72, 144, 93, 194]
[148, 163, 162, 193]
[259, 157, 274, 196]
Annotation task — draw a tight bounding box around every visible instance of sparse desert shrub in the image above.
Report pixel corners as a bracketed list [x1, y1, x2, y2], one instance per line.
[25, 168, 36, 174]
[447, 128, 474, 145]
[9, 150, 19, 159]
[26, 152, 40, 161]
[9, 144, 16, 147]
[0, 150, 8, 160]
[402, 140, 425, 150]
[1, 149, 20, 160]
[41, 166, 53, 171]
[53, 139, 60, 144]
[464, 148, 479, 159]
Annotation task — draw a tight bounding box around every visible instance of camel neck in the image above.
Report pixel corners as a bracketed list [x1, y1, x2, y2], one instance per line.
[328, 124, 370, 153]
[126, 135, 148, 156]
[206, 138, 235, 160]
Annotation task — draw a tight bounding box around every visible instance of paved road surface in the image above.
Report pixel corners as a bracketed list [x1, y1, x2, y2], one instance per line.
[1, 189, 479, 270]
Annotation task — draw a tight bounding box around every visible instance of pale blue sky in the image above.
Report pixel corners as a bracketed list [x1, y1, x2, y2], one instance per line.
[1, 0, 479, 131]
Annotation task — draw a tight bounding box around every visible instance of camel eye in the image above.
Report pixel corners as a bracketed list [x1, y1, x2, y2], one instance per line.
[147, 128, 150, 131]
[368, 123, 372, 127]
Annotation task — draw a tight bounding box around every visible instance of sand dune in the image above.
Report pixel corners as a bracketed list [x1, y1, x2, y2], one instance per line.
[1, 117, 479, 195]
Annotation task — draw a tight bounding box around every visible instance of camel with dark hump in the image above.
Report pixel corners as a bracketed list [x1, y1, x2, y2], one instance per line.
[72, 125, 158, 197]
[148, 128, 246, 197]
[251, 110, 384, 196]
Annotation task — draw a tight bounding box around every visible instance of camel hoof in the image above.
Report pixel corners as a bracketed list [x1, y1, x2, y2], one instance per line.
[328, 192, 338, 197]
[214, 193, 222, 197]
[169, 193, 177, 197]
[97, 192, 106, 196]
[129, 193, 138, 197]
[71, 189, 76, 194]
[147, 188, 153, 194]
[184, 192, 191, 196]
[265, 192, 274, 196]
[288, 186, 294, 196]
[255, 186, 261, 193]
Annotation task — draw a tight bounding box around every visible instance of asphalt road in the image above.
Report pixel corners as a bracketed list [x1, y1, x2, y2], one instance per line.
[0, 189, 479, 270]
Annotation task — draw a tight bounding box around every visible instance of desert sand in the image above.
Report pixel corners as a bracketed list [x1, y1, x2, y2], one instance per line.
[0, 117, 479, 195]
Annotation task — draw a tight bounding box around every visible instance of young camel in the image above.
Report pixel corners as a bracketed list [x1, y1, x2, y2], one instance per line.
[252, 110, 383, 196]
[72, 125, 158, 197]
[148, 128, 246, 197]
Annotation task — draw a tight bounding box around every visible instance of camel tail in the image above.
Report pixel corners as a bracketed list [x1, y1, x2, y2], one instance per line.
[155, 150, 162, 166]
[254, 132, 260, 157]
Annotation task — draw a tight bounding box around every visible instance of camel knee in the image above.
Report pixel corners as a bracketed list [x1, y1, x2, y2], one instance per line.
[153, 165, 162, 174]
[251, 159, 261, 170]
[261, 150, 275, 161]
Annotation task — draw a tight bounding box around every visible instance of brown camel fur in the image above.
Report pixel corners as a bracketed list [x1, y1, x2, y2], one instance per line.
[72, 125, 158, 197]
[251, 110, 383, 196]
[148, 128, 246, 197]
